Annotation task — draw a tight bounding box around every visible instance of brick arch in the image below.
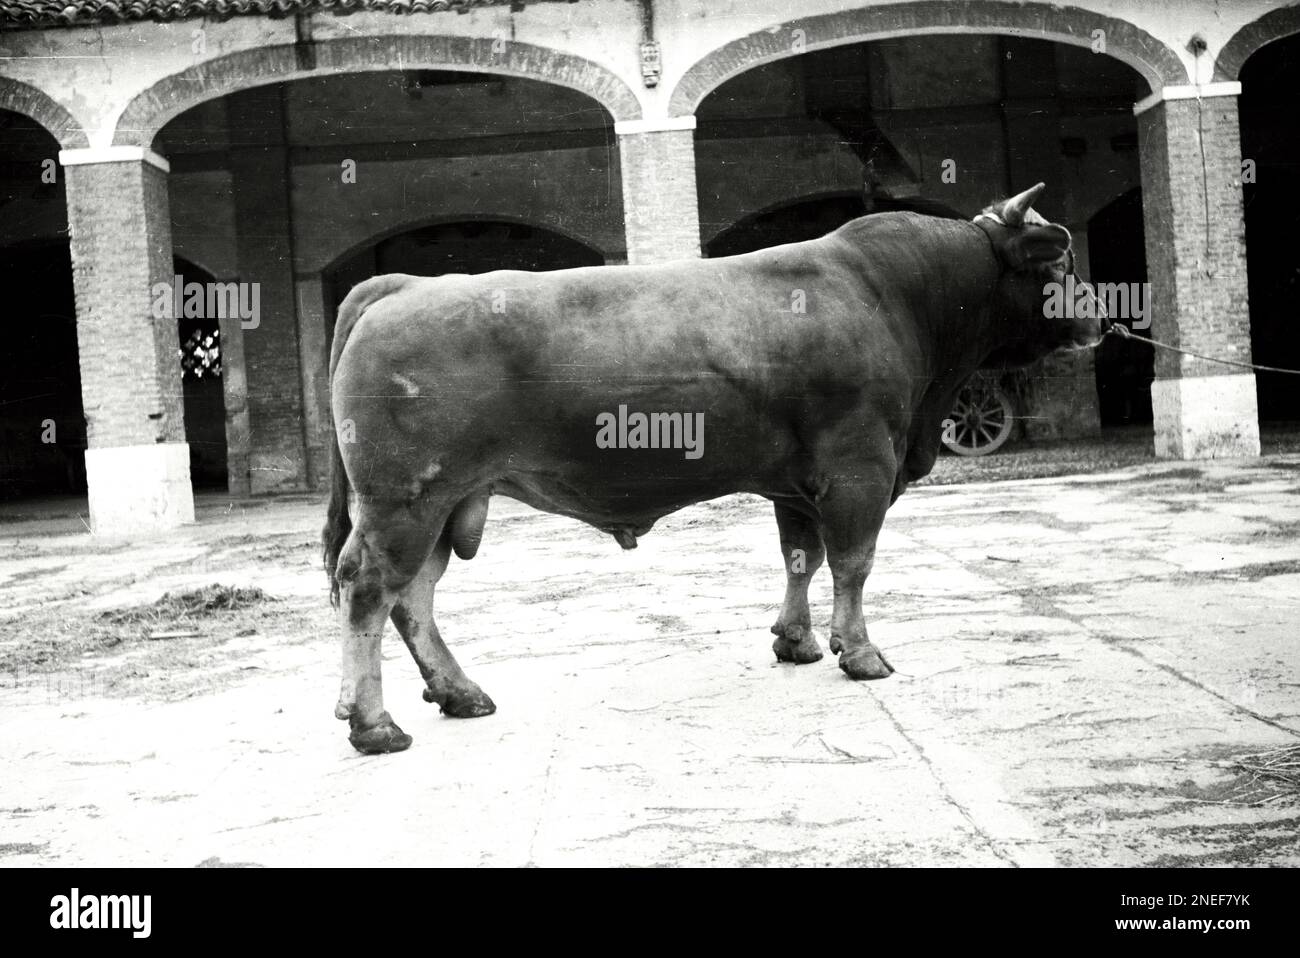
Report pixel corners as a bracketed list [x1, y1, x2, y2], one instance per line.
[669, 0, 1185, 116]
[1214, 4, 1300, 81]
[0, 78, 89, 149]
[113, 35, 640, 147]
[320, 213, 612, 277]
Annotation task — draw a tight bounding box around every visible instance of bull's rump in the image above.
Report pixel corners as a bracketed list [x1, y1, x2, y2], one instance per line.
[332, 245, 900, 518]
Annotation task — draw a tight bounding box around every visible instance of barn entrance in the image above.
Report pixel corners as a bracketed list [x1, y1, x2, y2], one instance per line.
[173, 258, 229, 489]
[1089, 189, 1152, 428]
[0, 239, 83, 499]
[1240, 33, 1300, 425]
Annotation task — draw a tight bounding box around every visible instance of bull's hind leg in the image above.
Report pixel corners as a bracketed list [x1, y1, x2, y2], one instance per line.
[391, 532, 496, 719]
[770, 501, 826, 664]
[334, 503, 440, 754]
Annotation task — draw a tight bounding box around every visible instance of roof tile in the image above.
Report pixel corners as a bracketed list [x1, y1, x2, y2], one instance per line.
[0, 0, 535, 30]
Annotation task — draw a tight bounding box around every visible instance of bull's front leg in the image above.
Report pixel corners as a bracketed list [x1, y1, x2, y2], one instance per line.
[770, 501, 826, 664]
[391, 531, 496, 718]
[333, 503, 437, 754]
[819, 483, 896, 680]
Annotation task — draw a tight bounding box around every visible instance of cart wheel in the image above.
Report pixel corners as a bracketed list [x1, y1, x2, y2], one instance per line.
[941, 382, 1015, 457]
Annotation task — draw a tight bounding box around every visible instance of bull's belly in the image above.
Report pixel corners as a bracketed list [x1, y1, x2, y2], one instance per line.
[462, 395, 803, 532]
[492, 456, 787, 535]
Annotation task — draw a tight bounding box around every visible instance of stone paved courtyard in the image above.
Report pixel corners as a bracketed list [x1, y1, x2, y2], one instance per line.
[1, 456, 1298, 866]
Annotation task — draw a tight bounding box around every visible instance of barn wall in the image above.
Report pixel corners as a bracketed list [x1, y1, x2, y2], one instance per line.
[0, 0, 1289, 523]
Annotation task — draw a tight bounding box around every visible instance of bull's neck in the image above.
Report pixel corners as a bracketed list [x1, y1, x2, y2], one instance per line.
[838, 215, 1004, 382]
[923, 222, 1006, 383]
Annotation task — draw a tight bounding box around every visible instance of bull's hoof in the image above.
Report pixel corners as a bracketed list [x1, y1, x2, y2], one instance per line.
[348, 712, 413, 754]
[427, 684, 497, 718]
[838, 646, 895, 680]
[771, 623, 824, 664]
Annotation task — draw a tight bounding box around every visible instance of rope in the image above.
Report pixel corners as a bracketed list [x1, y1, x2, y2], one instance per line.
[1107, 324, 1300, 376]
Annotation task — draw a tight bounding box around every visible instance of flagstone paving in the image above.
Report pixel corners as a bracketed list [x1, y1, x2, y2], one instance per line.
[2, 457, 1298, 866]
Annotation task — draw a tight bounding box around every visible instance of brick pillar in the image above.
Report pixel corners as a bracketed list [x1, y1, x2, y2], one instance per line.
[218, 307, 252, 497]
[1136, 84, 1259, 459]
[60, 146, 194, 534]
[229, 89, 310, 493]
[616, 117, 701, 264]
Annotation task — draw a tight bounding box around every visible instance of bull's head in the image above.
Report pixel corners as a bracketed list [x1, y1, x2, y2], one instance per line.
[975, 183, 1110, 367]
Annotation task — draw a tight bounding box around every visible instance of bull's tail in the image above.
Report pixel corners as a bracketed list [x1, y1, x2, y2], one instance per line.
[322, 274, 414, 606]
[323, 425, 351, 608]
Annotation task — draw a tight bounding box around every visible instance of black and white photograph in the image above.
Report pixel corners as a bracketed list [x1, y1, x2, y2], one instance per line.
[0, 0, 1295, 918]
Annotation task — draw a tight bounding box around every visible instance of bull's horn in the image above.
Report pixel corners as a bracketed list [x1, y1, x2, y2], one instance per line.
[1003, 182, 1046, 226]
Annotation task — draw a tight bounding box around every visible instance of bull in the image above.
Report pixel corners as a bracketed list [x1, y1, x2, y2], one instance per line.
[322, 183, 1107, 754]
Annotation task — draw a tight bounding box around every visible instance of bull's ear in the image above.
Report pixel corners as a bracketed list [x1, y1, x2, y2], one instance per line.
[1000, 182, 1046, 227]
[1003, 224, 1071, 269]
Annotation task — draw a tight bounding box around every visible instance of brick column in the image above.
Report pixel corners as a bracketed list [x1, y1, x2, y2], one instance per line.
[1136, 84, 1259, 459]
[60, 146, 194, 534]
[218, 306, 252, 497]
[616, 117, 701, 264]
[229, 89, 310, 493]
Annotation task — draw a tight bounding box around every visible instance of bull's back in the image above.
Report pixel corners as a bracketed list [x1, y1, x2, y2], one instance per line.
[348, 238, 869, 389]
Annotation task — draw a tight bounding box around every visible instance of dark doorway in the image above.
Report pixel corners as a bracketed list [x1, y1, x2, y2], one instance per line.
[173, 258, 228, 489]
[0, 240, 84, 499]
[1241, 34, 1300, 423]
[1090, 189, 1153, 426]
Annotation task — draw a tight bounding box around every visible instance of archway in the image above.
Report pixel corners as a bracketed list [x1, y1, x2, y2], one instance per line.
[1239, 33, 1300, 424]
[114, 35, 641, 149]
[0, 108, 230, 500]
[694, 34, 1149, 240]
[670, 1, 1180, 116]
[1215, 5, 1300, 82]
[0, 109, 81, 500]
[0, 77, 89, 149]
